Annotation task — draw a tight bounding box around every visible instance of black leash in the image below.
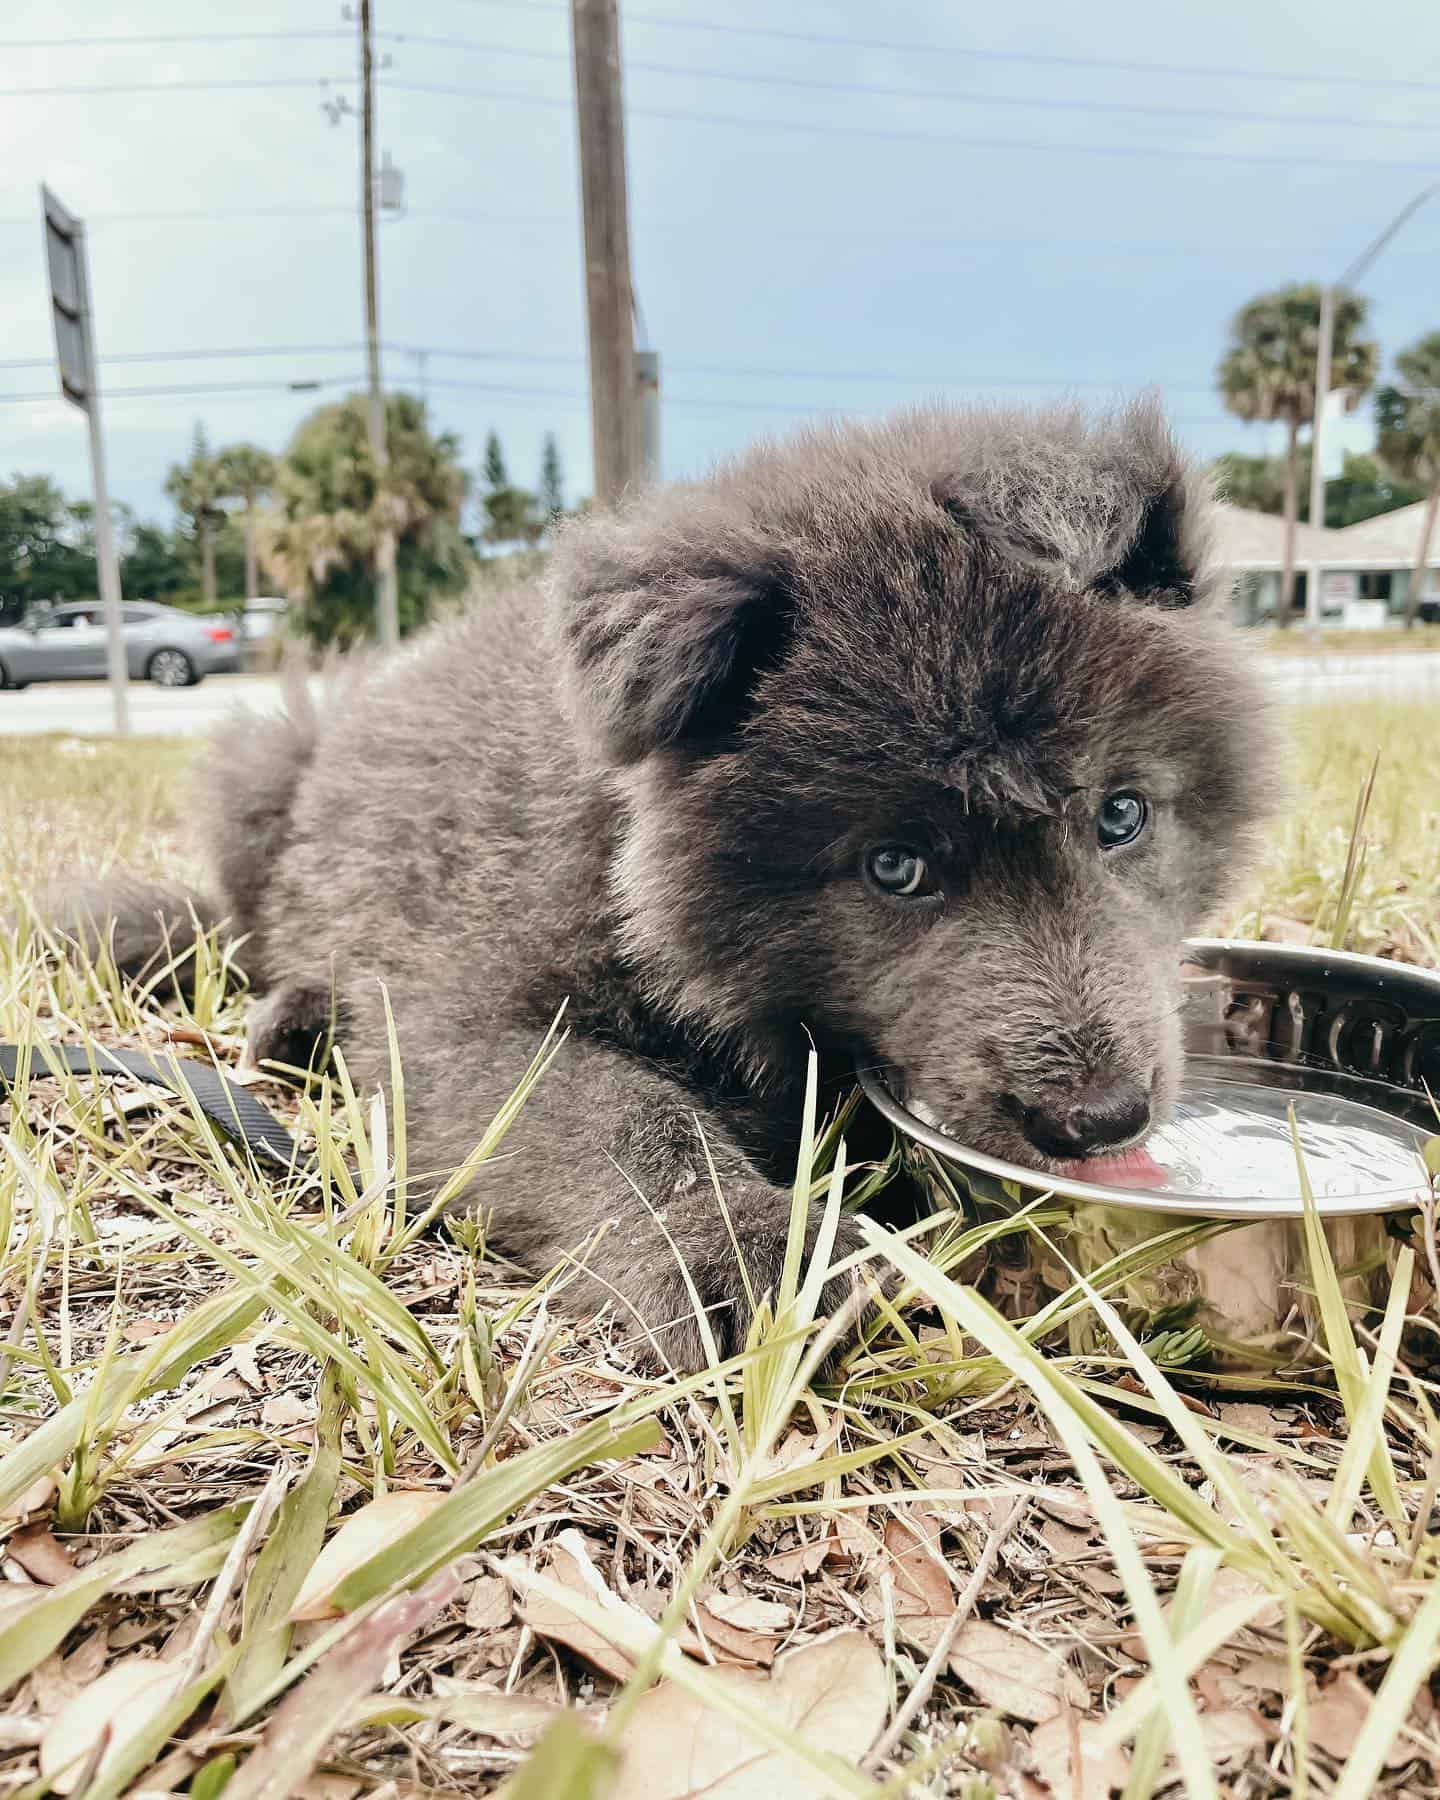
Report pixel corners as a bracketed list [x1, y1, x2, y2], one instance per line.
[0, 1041, 309, 1176]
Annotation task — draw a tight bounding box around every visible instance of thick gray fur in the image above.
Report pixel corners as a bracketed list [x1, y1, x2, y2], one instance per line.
[60, 399, 1275, 1366]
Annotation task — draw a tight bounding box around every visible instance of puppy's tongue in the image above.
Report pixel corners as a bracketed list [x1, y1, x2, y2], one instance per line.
[1053, 1147, 1167, 1189]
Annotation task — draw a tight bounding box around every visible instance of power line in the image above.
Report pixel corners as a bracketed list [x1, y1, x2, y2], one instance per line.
[11, 64, 1440, 171]
[0, 376, 363, 406]
[450, 0, 1440, 97]
[0, 205, 1435, 270]
[379, 79, 1440, 174]
[5, 207, 1434, 263]
[0, 76, 353, 98]
[13, 8, 1436, 97]
[0, 29, 351, 49]
[0, 337, 1235, 394]
[8, 24, 1436, 136]
[0, 343, 367, 372]
[323, 33, 1440, 135]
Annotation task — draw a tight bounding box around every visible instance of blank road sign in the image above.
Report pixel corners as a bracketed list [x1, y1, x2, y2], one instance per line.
[41, 185, 91, 406]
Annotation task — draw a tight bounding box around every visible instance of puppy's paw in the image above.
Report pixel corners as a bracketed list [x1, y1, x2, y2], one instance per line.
[599, 1202, 882, 1375]
[244, 981, 342, 1080]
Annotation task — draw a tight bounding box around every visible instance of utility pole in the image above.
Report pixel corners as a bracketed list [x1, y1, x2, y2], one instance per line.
[636, 348, 661, 484]
[571, 0, 642, 506]
[1306, 181, 1438, 634]
[41, 187, 129, 736]
[359, 0, 399, 648]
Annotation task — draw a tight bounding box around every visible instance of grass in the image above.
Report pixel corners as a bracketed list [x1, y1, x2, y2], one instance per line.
[1246, 624, 1440, 656]
[1, 704, 1439, 1798]
[1222, 700, 1440, 964]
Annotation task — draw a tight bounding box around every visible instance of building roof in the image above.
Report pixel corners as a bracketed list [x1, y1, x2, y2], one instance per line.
[1214, 500, 1440, 572]
[1329, 500, 1438, 565]
[1212, 503, 1334, 572]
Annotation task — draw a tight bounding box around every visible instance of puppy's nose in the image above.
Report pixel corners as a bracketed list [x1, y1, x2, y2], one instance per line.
[1022, 1081, 1151, 1159]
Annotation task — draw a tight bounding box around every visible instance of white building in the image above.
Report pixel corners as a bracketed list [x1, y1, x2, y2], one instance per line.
[1217, 500, 1440, 627]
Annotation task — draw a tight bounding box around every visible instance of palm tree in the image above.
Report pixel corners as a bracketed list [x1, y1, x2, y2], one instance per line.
[215, 443, 277, 600]
[163, 424, 225, 604]
[261, 392, 472, 644]
[1376, 332, 1440, 628]
[1217, 284, 1377, 627]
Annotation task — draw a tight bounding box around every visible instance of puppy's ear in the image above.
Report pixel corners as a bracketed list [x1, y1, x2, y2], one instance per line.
[1092, 469, 1205, 609]
[556, 538, 795, 763]
[935, 399, 1211, 608]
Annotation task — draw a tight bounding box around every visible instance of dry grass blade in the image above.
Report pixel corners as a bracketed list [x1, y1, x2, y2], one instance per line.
[1290, 1113, 1405, 1527]
[500, 1712, 619, 1800]
[221, 1568, 462, 1800]
[224, 1439, 343, 1720]
[505, 1561, 886, 1799]
[0, 1504, 247, 1692]
[5, 725, 1440, 1797]
[1329, 751, 1380, 951]
[1331, 1578, 1440, 1800]
[328, 1411, 663, 1613]
[862, 1220, 1228, 1800]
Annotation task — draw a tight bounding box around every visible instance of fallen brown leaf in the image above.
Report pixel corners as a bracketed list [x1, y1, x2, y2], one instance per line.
[883, 1511, 953, 1615]
[1029, 1711, 1130, 1798]
[1196, 1654, 1290, 1710]
[425, 1679, 563, 1742]
[261, 1392, 317, 1430]
[1307, 1670, 1410, 1767]
[226, 1567, 461, 1800]
[764, 1537, 833, 1582]
[464, 1573, 514, 1633]
[702, 1591, 794, 1635]
[121, 1315, 173, 1343]
[1199, 1707, 1269, 1766]
[616, 1628, 886, 1799]
[925, 1619, 1087, 1725]
[513, 1529, 650, 1682]
[39, 1656, 184, 1795]
[0, 1475, 56, 1522]
[289, 1491, 446, 1622]
[6, 1525, 76, 1585]
[685, 1594, 791, 1668]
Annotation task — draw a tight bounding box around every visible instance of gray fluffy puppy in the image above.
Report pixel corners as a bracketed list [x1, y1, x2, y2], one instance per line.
[65, 400, 1273, 1366]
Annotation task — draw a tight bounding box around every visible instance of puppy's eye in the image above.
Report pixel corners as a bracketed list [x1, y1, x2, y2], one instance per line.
[1097, 789, 1149, 850]
[865, 846, 932, 896]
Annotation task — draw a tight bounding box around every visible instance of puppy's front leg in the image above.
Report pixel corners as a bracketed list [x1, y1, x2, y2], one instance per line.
[408, 1033, 867, 1370]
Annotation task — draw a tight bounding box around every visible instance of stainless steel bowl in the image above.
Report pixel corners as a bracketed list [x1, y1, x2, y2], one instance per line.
[858, 939, 1440, 1354]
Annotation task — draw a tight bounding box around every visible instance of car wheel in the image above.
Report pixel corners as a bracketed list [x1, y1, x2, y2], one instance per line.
[0, 659, 27, 692]
[147, 648, 198, 688]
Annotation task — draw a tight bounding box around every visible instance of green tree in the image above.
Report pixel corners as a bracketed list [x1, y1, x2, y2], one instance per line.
[164, 424, 226, 605]
[1376, 331, 1440, 627]
[120, 521, 189, 600]
[215, 442, 277, 600]
[476, 430, 543, 551]
[0, 475, 110, 617]
[1213, 448, 1422, 528]
[540, 433, 565, 522]
[1217, 284, 1377, 626]
[482, 431, 508, 493]
[1211, 452, 1287, 517]
[263, 391, 473, 646]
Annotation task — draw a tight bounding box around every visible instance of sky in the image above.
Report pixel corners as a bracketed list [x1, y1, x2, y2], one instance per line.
[2, 0, 1439, 532]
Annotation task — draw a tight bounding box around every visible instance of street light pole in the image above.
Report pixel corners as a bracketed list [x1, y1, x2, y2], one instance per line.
[359, 0, 399, 650]
[1306, 182, 1438, 635]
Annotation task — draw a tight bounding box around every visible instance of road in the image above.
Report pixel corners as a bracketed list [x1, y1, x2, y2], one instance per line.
[0, 674, 306, 738]
[1258, 652, 1440, 699]
[1, 654, 1437, 738]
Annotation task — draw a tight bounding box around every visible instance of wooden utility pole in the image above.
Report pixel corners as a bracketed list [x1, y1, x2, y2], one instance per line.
[571, 0, 641, 506]
[359, 0, 399, 648]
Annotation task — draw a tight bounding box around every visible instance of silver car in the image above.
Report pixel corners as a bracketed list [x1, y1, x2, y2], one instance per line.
[0, 601, 242, 690]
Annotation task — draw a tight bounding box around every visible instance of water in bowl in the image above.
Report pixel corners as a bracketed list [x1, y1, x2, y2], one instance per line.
[1146, 1066, 1432, 1214]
